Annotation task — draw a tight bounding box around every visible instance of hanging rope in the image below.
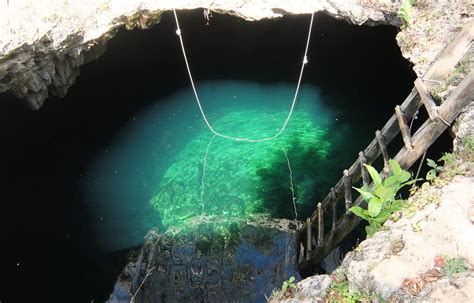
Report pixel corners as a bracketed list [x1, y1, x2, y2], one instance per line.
[281, 145, 298, 221]
[200, 134, 216, 215]
[172, 8, 315, 143]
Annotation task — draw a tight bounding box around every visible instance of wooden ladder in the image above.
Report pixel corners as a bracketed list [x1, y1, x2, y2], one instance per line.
[298, 19, 474, 270]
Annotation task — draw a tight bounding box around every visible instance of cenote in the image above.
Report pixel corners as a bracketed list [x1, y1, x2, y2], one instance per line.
[2, 8, 456, 303]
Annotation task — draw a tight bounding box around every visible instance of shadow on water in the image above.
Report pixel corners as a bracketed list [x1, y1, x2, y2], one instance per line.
[256, 127, 355, 220]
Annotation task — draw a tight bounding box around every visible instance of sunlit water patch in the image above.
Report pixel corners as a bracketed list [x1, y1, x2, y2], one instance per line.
[83, 80, 345, 251]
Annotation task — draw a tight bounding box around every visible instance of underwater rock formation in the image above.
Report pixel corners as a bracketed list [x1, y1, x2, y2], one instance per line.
[107, 218, 300, 303]
[149, 109, 332, 227]
[0, 0, 402, 109]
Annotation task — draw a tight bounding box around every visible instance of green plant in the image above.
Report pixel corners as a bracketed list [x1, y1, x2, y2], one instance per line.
[426, 158, 444, 181]
[398, 0, 417, 23]
[281, 276, 297, 294]
[349, 160, 417, 236]
[442, 257, 468, 278]
[326, 279, 374, 303]
[462, 136, 474, 153]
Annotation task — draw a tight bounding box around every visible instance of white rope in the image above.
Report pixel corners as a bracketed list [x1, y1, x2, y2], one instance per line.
[200, 134, 216, 215]
[282, 145, 298, 221]
[173, 9, 315, 143]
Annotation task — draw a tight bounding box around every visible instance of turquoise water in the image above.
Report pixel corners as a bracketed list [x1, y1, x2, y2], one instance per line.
[83, 80, 347, 251]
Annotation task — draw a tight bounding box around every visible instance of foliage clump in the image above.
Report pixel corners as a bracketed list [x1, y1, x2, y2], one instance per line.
[398, 0, 417, 24]
[442, 257, 468, 279]
[349, 159, 417, 236]
[325, 272, 379, 303]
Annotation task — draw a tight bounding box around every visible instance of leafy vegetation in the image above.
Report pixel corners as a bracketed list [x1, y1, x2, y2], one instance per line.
[281, 276, 297, 294]
[325, 273, 380, 303]
[349, 160, 417, 236]
[398, 0, 417, 24]
[442, 257, 468, 279]
[268, 276, 298, 301]
[426, 158, 444, 181]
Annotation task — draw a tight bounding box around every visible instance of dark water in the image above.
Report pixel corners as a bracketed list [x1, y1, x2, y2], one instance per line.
[0, 10, 420, 302]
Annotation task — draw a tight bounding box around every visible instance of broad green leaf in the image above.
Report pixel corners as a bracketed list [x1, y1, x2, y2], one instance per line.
[374, 186, 395, 202]
[288, 276, 295, 283]
[427, 158, 437, 169]
[383, 175, 399, 188]
[364, 164, 382, 187]
[349, 206, 370, 220]
[368, 200, 382, 217]
[365, 225, 378, 237]
[426, 169, 436, 181]
[387, 201, 402, 212]
[389, 159, 402, 176]
[354, 187, 374, 201]
[398, 170, 411, 183]
[373, 210, 391, 224]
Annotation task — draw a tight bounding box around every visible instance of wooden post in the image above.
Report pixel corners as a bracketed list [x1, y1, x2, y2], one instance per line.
[395, 105, 414, 150]
[331, 187, 336, 231]
[343, 170, 352, 210]
[375, 130, 390, 168]
[317, 203, 323, 247]
[305, 218, 312, 261]
[415, 78, 451, 126]
[422, 19, 474, 86]
[358, 151, 370, 187]
[396, 72, 474, 169]
[414, 78, 439, 121]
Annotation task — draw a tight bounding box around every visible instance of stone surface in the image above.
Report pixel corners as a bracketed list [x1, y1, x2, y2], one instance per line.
[107, 218, 300, 303]
[1, 1, 470, 108]
[396, 0, 473, 77]
[337, 176, 474, 300]
[282, 275, 332, 303]
[453, 102, 474, 152]
[1, 0, 403, 109]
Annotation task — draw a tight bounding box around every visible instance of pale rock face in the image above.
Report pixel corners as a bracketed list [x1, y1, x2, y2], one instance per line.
[282, 275, 333, 302]
[0, 0, 402, 109]
[340, 176, 474, 300]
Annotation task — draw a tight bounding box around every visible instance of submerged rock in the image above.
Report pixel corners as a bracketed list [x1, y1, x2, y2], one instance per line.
[107, 217, 300, 303]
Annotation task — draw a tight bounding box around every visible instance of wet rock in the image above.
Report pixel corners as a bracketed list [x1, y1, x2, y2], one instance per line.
[108, 217, 300, 303]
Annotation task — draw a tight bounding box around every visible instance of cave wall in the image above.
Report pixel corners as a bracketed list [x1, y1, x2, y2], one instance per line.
[0, 0, 402, 109]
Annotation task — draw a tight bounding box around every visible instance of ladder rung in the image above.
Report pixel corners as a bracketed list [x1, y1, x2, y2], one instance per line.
[317, 203, 323, 247]
[395, 105, 414, 150]
[343, 169, 352, 210]
[305, 218, 312, 261]
[331, 187, 336, 231]
[375, 130, 390, 167]
[358, 151, 370, 187]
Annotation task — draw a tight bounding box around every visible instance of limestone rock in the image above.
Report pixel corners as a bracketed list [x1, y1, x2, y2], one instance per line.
[339, 176, 474, 300]
[282, 275, 332, 303]
[107, 218, 300, 303]
[0, 0, 402, 109]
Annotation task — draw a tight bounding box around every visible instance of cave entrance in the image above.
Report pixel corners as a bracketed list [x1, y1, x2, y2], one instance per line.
[0, 9, 427, 302]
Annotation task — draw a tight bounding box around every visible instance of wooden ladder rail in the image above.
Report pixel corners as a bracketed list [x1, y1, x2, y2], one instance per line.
[297, 19, 474, 268]
[299, 71, 473, 270]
